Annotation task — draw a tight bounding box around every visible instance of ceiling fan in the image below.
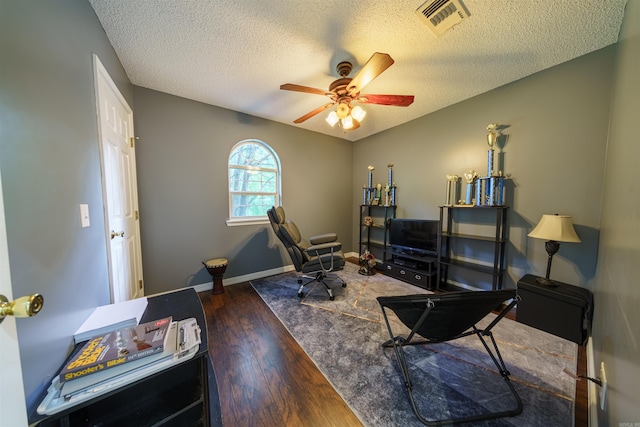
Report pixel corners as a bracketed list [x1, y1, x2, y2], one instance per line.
[280, 52, 414, 130]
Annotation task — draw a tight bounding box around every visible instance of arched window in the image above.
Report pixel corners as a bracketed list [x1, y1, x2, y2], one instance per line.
[227, 140, 281, 226]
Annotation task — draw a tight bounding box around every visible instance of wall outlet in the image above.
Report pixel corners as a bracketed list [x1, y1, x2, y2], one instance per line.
[599, 362, 608, 410]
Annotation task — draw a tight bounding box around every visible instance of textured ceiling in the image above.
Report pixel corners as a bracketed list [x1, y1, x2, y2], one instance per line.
[89, 0, 627, 141]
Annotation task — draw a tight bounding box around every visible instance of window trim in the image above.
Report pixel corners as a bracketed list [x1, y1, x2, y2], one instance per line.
[226, 139, 281, 226]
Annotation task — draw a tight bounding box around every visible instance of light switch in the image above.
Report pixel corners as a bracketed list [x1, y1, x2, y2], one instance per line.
[80, 204, 90, 228]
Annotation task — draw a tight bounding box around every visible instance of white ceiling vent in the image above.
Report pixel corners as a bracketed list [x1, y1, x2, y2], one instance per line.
[415, 0, 470, 36]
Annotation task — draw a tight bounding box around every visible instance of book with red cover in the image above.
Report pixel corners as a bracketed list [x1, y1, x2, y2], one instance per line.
[60, 316, 172, 382]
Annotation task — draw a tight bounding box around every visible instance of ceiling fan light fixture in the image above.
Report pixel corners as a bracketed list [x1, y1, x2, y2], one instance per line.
[326, 111, 339, 126]
[351, 105, 366, 121]
[342, 116, 353, 129]
[336, 103, 350, 119]
[342, 115, 361, 130]
[280, 52, 414, 128]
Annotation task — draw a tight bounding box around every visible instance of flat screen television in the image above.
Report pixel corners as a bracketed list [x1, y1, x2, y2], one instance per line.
[389, 219, 439, 256]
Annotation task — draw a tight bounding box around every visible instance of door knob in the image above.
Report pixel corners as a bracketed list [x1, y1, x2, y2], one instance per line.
[110, 230, 125, 239]
[0, 294, 44, 324]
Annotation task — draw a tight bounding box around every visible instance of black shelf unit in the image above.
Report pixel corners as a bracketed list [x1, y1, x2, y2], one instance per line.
[437, 205, 508, 290]
[32, 289, 218, 427]
[359, 205, 396, 270]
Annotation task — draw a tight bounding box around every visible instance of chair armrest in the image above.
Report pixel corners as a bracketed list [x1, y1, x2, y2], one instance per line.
[305, 241, 342, 256]
[309, 233, 338, 245]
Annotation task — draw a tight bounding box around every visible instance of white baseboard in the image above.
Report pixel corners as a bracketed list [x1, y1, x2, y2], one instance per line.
[587, 336, 597, 427]
[152, 257, 357, 297]
[191, 264, 296, 293]
[345, 251, 359, 259]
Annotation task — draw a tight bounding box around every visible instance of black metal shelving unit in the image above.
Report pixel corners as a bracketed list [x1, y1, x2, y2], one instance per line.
[437, 205, 508, 290]
[359, 204, 396, 270]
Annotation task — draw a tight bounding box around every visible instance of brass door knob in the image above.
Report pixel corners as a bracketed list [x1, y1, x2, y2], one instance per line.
[0, 294, 44, 323]
[110, 230, 125, 239]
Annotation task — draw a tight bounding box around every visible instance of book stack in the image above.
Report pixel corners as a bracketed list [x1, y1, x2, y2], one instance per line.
[59, 317, 173, 398]
[61, 317, 172, 381]
[38, 317, 202, 415]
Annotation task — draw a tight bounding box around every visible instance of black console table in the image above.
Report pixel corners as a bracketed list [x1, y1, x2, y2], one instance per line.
[31, 288, 220, 426]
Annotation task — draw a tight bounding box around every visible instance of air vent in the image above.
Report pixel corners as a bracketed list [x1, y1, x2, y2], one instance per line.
[415, 0, 470, 36]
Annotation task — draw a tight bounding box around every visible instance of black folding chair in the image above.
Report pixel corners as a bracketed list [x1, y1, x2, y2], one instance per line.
[378, 290, 522, 425]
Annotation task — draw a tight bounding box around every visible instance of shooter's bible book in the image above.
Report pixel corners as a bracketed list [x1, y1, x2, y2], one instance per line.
[60, 316, 172, 382]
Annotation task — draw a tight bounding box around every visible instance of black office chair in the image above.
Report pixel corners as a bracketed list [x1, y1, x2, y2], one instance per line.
[377, 289, 522, 425]
[267, 206, 346, 300]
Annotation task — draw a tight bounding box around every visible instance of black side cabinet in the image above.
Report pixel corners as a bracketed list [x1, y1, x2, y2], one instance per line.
[31, 288, 219, 426]
[516, 274, 593, 345]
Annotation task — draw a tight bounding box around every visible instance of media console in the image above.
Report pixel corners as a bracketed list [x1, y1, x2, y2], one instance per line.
[385, 247, 437, 290]
[382, 218, 439, 289]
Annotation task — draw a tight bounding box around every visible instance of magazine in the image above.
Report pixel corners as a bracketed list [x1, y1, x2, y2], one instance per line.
[60, 316, 172, 383]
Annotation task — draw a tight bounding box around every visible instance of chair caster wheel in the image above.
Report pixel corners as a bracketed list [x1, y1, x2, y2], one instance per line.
[329, 295, 335, 301]
[297, 292, 304, 298]
[298, 279, 302, 284]
[342, 282, 347, 288]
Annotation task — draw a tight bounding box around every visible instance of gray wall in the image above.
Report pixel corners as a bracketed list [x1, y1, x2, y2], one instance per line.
[2, 0, 638, 423]
[352, 46, 615, 291]
[0, 0, 133, 411]
[593, 0, 640, 424]
[132, 87, 353, 295]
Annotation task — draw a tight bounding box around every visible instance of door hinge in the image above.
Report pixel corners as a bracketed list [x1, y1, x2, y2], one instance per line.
[135, 210, 139, 220]
[138, 280, 143, 289]
[130, 137, 134, 148]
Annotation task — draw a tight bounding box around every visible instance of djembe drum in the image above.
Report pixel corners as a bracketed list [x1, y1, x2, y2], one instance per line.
[203, 258, 228, 295]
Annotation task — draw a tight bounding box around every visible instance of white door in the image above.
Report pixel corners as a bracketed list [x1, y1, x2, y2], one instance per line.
[94, 55, 144, 303]
[0, 166, 29, 425]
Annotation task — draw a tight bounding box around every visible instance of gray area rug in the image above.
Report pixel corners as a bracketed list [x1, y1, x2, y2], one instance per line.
[251, 263, 578, 426]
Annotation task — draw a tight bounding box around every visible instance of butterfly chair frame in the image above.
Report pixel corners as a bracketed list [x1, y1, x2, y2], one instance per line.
[378, 290, 523, 425]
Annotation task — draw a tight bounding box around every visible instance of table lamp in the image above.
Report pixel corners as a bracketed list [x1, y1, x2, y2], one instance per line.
[528, 214, 581, 286]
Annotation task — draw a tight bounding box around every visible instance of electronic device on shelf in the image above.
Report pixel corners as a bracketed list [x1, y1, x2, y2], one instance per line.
[392, 258, 418, 269]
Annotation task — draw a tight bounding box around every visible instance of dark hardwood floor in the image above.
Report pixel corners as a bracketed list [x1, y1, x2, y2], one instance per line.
[200, 282, 363, 427]
[199, 264, 587, 426]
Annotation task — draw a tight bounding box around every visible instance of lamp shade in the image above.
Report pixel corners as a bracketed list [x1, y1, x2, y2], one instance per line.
[351, 105, 366, 121]
[326, 111, 339, 126]
[528, 214, 581, 242]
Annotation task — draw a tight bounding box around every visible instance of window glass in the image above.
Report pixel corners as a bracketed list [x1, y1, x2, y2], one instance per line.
[227, 140, 281, 225]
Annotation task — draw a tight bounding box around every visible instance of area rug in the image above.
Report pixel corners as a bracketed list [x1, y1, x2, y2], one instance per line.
[251, 263, 578, 426]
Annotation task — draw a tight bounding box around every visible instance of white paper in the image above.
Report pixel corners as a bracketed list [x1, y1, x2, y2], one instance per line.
[74, 297, 148, 343]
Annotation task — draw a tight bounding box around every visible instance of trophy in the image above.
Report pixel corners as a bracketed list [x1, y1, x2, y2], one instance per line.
[463, 170, 477, 205]
[445, 174, 459, 206]
[387, 164, 397, 205]
[486, 123, 500, 177]
[364, 165, 375, 204]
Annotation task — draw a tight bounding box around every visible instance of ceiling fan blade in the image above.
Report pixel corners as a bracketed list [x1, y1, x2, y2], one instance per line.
[347, 52, 394, 95]
[280, 83, 329, 96]
[293, 102, 335, 124]
[357, 94, 415, 107]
